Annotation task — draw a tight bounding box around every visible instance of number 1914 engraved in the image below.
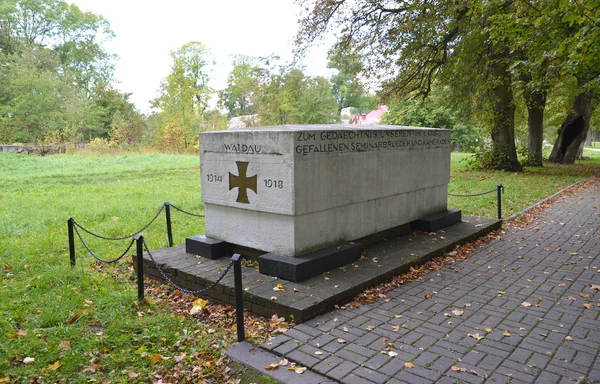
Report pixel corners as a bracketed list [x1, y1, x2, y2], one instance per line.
[264, 179, 283, 189]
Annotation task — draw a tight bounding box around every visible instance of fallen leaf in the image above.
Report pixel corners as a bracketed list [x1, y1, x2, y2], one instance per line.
[15, 329, 27, 337]
[464, 303, 472, 308]
[388, 351, 398, 357]
[58, 340, 70, 350]
[590, 284, 600, 291]
[467, 333, 484, 340]
[295, 366, 307, 374]
[498, 291, 506, 295]
[278, 359, 289, 366]
[404, 362, 415, 368]
[244, 286, 249, 291]
[568, 296, 577, 301]
[583, 304, 593, 309]
[190, 298, 208, 315]
[264, 363, 279, 370]
[485, 328, 493, 333]
[338, 338, 347, 344]
[579, 293, 590, 298]
[270, 296, 277, 301]
[452, 309, 464, 316]
[315, 351, 323, 356]
[342, 327, 349, 332]
[273, 284, 285, 292]
[127, 371, 139, 378]
[521, 302, 532, 307]
[424, 293, 433, 299]
[48, 360, 61, 371]
[395, 314, 403, 318]
[293, 288, 299, 292]
[565, 336, 573, 341]
[503, 331, 511, 337]
[151, 354, 168, 363]
[451, 366, 467, 372]
[401, 324, 410, 329]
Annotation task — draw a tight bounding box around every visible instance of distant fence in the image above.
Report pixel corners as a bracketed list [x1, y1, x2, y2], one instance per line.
[0, 143, 88, 155]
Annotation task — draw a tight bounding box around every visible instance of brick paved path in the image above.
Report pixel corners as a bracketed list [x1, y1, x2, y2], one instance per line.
[261, 179, 600, 383]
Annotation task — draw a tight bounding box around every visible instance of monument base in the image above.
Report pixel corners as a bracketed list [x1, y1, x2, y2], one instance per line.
[258, 242, 364, 282]
[185, 235, 232, 259]
[410, 209, 462, 232]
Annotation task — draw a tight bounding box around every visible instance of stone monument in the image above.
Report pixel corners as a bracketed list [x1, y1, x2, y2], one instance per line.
[188, 125, 460, 281]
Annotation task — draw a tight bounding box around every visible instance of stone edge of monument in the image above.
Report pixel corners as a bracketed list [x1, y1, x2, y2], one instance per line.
[258, 242, 364, 282]
[185, 235, 232, 259]
[410, 209, 462, 232]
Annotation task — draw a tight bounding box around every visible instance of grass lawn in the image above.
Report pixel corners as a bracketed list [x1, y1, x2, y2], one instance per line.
[1, 150, 599, 382]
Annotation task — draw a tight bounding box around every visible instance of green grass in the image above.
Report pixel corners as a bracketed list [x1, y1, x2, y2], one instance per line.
[448, 149, 600, 218]
[1, 150, 599, 382]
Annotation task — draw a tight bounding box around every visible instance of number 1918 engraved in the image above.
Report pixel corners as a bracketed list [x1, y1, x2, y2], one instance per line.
[264, 179, 283, 189]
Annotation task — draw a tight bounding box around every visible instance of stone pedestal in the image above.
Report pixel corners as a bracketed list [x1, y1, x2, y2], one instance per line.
[200, 125, 454, 257]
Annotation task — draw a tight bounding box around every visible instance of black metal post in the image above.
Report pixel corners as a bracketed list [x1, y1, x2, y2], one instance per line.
[68, 218, 76, 267]
[232, 253, 245, 342]
[165, 202, 173, 247]
[135, 235, 144, 300]
[497, 184, 503, 220]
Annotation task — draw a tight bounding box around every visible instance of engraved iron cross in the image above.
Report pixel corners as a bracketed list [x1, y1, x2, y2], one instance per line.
[229, 161, 257, 204]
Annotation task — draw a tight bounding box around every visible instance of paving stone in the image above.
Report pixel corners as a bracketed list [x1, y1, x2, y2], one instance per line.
[228, 179, 600, 383]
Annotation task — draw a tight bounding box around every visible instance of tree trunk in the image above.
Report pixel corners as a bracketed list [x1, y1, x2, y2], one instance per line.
[490, 52, 522, 172]
[548, 77, 597, 164]
[520, 74, 546, 167]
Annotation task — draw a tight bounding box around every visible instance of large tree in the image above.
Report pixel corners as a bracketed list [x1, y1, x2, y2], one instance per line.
[151, 41, 214, 151]
[0, 0, 127, 143]
[256, 66, 338, 125]
[545, 0, 599, 163]
[296, 0, 523, 171]
[218, 55, 260, 118]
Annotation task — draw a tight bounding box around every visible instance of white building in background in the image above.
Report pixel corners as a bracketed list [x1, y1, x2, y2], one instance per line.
[228, 114, 260, 130]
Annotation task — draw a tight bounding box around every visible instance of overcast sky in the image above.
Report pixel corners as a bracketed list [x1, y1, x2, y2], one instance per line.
[69, 0, 333, 113]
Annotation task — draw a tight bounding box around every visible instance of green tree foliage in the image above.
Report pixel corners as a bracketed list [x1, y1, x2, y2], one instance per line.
[218, 55, 260, 118]
[297, 0, 599, 169]
[382, 93, 482, 152]
[151, 41, 214, 152]
[328, 47, 373, 114]
[255, 64, 338, 126]
[0, 0, 141, 145]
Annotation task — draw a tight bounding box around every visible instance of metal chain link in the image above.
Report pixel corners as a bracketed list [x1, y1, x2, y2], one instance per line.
[73, 224, 136, 264]
[169, 203, 205, 218]
[448, 188, 497, 197]
[72, 205, 165, 241]
[142, 239, 232, 295]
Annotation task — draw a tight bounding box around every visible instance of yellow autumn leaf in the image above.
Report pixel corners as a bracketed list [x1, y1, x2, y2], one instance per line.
[190, 298, 208, 315]
[48, 360, 62, 371]
[503, 331, 511, 337]
[273, 284, 285, 292]
[264, 363, 279, 370]
[583, 303, 593, 309]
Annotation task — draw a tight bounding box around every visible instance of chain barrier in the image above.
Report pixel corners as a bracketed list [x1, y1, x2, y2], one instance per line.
[143, 239, 232, 295]
[448, 188, 497, 197]
[169, 203, 205, 217]
[448, 184, 504, 220]
[73, 223, 136, 264]
[72, 205, 165, 241]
